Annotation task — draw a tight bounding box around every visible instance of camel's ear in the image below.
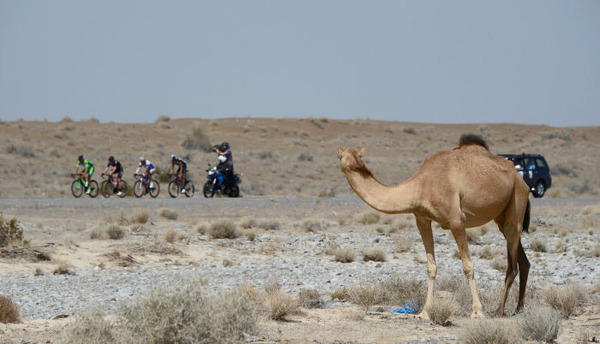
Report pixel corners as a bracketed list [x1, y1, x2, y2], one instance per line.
[336, 147, 344, 158]
[358, 147, 366, 157]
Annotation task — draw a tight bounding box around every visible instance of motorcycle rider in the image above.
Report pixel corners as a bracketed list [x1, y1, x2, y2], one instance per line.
[102, 156, 124, 196]
[214, 143, 234, 190]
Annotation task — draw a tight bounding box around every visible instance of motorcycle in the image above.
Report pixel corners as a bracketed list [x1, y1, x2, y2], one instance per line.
[203, 165, 241, 198]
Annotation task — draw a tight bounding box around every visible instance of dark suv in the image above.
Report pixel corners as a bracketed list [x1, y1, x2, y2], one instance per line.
[500, 154, 552, 198]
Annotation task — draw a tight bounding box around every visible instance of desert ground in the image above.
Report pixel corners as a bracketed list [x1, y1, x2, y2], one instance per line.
[0, 117, 599, 343]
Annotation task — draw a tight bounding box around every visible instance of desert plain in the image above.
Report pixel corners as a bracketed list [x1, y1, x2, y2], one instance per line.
[0, 117, 599, 343]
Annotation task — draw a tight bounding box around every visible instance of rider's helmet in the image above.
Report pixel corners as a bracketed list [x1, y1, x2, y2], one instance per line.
[108, 156, 114, 162]
[139, 156, 145, 163]
[218, 155, 227, 163]
[221, 142, 230, 151]
[77, 155, 84, 163]
[170, 154, 176, 161]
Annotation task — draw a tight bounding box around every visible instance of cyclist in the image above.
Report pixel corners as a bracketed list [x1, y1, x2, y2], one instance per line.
[102, 156, 124, 197]
[74, 155, 95, 194]
[170, 154, 188, 194]
[135, 156, 156, 194]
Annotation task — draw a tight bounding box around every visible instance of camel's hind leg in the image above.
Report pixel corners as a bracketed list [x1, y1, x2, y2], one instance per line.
[415, 217, 436, 319]
[515, 240, 530, 313]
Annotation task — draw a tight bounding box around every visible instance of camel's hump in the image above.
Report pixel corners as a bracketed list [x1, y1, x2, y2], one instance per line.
[458, 134, 489, 150]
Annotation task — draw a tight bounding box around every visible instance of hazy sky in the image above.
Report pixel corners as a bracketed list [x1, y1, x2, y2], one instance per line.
[1, 1, 598, 126]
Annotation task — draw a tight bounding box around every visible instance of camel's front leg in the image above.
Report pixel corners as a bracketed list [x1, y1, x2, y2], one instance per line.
[451, 225, 484, 318]
[416, 217, 436, 320]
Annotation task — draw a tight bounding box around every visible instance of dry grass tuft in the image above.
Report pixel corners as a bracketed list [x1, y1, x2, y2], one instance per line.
[0, 295, 20, 323]
[518, 304, 561, 342]
[264, 289, 299, 321]
[529, 237, 547, 252]
[543, 283, 588, 318]
[348, 281, 386, 312]
[426, 296, 458, 326]
[159, 209, 178, 220]
[362, 247, 387, 262]
[298, 289, 325, 309]
[0, 213, 24, 247]
[382, 275, 426, 310]
[107, 225, 125, 240]
[357, 212, 380, 225]
[131, 211, 149, 224]
[258, 220, 281, 230]
[181, 126, 212, 152]
[62, 282, 257, 344]
[209, 221, 238, 239]
[460, 319, 518, 344]
[331, 246, 356, 263]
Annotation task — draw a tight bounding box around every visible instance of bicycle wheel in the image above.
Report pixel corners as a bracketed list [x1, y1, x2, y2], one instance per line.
[203, 181, 215, 198]
[133, 180, 144, 198]
[71, 180, 83, 198]
[149, 179, 160, 198]
[101, 180, 111, 198]
[167, 180, 179, 198]
[88, 180, 99, 198]
[184, 180, 195, 198]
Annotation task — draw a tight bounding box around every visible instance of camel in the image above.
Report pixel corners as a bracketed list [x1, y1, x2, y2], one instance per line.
[337, 134, 531, 318]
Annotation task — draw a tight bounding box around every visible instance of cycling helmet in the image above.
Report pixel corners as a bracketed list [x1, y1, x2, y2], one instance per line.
[170, 154, 176, 161]
[78, 155, 84, 162]
[139, 156, 145, 162]
[108, 156, 114, 162]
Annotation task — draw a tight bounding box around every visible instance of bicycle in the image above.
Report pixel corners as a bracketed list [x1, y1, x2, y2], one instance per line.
[167, 173, 195, 198]
[71, 173, 99, 198]
[133, 173, 160, 198]
[100, 173, 128, 198]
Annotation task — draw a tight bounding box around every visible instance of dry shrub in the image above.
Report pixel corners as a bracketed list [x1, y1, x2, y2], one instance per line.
[244, 229, 257, 241]
[529, 237, 547, 252]
[258, 220, 280, 230]
[348, 281, 386, 312]
[0, 213, 23, 247]
[159, 209, 178, 220]
[163, 230, 186, 244]
[426, 296, 458, 326]
[518, 304, 561, 342]
[332, 246, 356, 263]
[362, 247, 387, 262]
[240, 218, 257, 229]
[128, 239, 182, 255]
[331, 286, 351, 301]
[132, 211, 149, 224]
[62, 282, 257, 344]
[155, 114, 171, 123]
[436, 275, 472, 316]
[0, 295, 20, 323]
[396, 238, 412, 252]
[382, 275, 426, 310]
[490, 257, 507, 272]
[303, 220, 322, 232]
[53, 263, 73, 275]
[460, 319, 518, 344]
[107, 225, 125, 240]
[581, 204, 600, 215]
[181, 126, 212, 152]
[543, 283, 588, 318]
[298, 289, 325, 309]
[358, 212, 380, 225]
[209, 221, 238, 239]
[264, 290, 299, 321]
[466, 227, 484, 242]
[90, 228, 106, 240]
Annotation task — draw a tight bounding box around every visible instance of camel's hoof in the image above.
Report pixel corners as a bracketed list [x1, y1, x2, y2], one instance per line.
[513, 307, 524, 316]
[470, 311, 485, 319]
[417, 312, 430, 321]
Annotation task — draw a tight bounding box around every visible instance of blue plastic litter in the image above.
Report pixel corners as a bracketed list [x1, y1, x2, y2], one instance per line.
[388, 304, 416, 314]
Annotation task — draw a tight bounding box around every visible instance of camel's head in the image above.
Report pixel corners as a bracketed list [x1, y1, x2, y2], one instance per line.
[337, 147, 368, 173]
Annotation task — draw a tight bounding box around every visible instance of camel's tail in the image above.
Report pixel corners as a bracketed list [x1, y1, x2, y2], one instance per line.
[523, 199, 531, 233]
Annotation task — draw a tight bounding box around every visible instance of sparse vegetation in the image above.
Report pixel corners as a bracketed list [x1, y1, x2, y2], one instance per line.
[518, 304, 561, 342]
[209, 221, 238, 239]
[258, 220, 281, 230]
[530, 237, 547, 252]
[460, 319, 517, 344]
[0, 295, 20, 323]
[348, 281, 386, 312]
[62, 282, 257, 344]
[264, 289, 299, 321]
[298, 289, 325, 309]
[426, 297, 458, 326]
[159, 209, 178, 220]
[131, 211, 149, 224]
[181, 125, 212, 152]
[332, 246, 356, 263]
[358, 212, 380, 225]
[362, 247, 387, 262]
[0, 213, 24, 247]
[107, 225, 125, 240]
[543, 283, 587, 318]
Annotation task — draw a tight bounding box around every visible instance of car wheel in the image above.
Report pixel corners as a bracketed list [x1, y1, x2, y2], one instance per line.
[533, 181, 545, 198]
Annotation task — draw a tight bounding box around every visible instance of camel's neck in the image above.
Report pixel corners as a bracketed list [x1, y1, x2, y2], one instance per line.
[343, 168, 418, 214]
